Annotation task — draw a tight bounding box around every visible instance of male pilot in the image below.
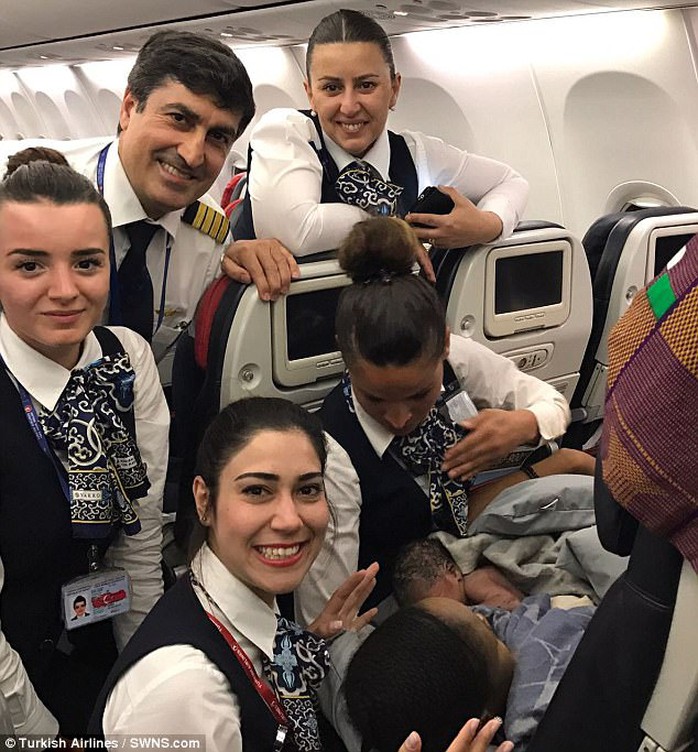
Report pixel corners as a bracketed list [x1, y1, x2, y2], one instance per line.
[0, 30, 298, 370]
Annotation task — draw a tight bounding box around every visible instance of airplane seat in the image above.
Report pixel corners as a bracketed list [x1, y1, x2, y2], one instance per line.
[581, 206, 695, 282]
[221, 172, 248, 224]
[565, 206, 698, 449]
[526, 464, 697, 752]
[530, 245, 698, 752]
[224, 197, 243, 220]
[435, 222, 592, 429]
[431, 220, 564, 302]
[220, 171, 246, 209]
[170, 252, 349, 550]
[170, 274, 250, 548]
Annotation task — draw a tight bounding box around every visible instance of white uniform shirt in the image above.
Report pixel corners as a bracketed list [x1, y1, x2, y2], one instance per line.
[245, 108, 530, 254]
[0, 138, 226, 365]
[0, 317, 167, 734]
[103, 544, 278, 752]
[296, 334, 571, 625]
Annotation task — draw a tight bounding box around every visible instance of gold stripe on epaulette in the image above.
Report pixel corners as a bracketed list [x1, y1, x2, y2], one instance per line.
[214, 215, 230, 243]
[210, 211, 224, 243]
[202, 206, 216, 236]
[187, 201, 230, 243]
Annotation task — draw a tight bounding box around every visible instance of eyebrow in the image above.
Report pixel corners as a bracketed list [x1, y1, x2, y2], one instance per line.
[317, 74, 381, 83]
[234, 472, 324, 482]
[8, 247, 107, 257]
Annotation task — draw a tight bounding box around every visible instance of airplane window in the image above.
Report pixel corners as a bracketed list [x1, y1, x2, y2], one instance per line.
[622, 198, 669, 212]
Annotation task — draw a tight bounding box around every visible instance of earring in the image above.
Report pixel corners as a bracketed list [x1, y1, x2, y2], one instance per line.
[199, 509, 208, 524]
[310, 109, 317, 117]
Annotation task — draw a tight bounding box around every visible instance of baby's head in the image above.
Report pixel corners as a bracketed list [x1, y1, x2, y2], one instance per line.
[345, 597, 515, 752]
[393, 538, 466, 607]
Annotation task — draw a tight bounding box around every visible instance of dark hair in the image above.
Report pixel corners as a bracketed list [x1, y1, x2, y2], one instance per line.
[306, 9, 396, 79]
[0, 162, 112, 237]
[393, 539, 460, 607]
[335, 217, 446, 367]
[73, 595, 87, 608]
[195, 397, 327, 507]
[345, 605, 491, 752]
[3, 146, 69, 180]
[123, 30, 255, 138]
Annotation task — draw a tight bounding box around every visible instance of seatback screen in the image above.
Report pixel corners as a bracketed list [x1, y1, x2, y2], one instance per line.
[653, 234, 694, 277]
[494, 250, 563, 314]
[286, 287, 342, 361]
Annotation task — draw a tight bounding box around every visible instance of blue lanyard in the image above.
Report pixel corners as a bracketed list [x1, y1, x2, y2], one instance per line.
[96, 145, 171, 336]
[0, 354, 71, 502]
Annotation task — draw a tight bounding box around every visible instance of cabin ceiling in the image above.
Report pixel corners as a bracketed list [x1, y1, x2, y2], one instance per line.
[0, 0, 695, 68]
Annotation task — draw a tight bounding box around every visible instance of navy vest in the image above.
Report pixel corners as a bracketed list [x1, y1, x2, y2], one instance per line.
[0, 327, 133, 731]
[89, 576, 280, 751]
[319, 363, 459, 608]
[235, 110, 419, 241]
[320, 385, 430, 609]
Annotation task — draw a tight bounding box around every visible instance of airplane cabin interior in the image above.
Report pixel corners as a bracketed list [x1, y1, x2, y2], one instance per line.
[0, 1, 696, 749]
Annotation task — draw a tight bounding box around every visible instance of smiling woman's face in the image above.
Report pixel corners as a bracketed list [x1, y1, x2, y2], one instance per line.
[305, 41, 401, 158]
[193, 429, 329, 606]
[0, 199, 110, 369]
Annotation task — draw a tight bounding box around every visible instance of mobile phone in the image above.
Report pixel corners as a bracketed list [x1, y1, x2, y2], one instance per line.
[408, 187, 455, 227]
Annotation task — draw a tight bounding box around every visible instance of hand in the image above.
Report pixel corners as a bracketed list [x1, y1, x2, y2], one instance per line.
[414, 240, 436, 283]
[399, 717, 513, 752]
[308, 562, 379, 639]
[462, 567, 523, 611]
[406, 186, 503, 249]
[221, 238, 300, 301]
[442, 408, 539, 481]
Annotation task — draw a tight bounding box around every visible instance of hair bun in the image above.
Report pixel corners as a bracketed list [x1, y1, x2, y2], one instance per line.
[339, 217, 419, 283]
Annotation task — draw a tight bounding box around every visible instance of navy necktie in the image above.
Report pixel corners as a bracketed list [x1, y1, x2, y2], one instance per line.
[335, 160, 404, 216]
[389, 408, 471, 537]
[118, 221, 158, 342]
[342, 371, 471, 537]
[263, 616, 329, 752]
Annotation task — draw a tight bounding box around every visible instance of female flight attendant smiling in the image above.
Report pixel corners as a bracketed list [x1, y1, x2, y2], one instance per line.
[93, 397, 379, 751]
[0, 162, 166, 737]
[233, 9, 528, 269]
[94, 397, 510, 752]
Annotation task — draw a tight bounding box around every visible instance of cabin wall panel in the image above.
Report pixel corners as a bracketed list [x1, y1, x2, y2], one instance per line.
[388, 28, 563, 226]
[528, 9, 698, 237]
[0, 71, 35, 139]
[9, 91, 44, 139]
[234, 46, 308, 153]
[0, 71, 21, 139]
[13, 65, 102, 138]
[76, 58, 135, 135]
[1, 7, 698, 242]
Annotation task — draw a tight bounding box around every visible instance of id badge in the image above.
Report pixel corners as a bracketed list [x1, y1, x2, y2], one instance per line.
[61, 568, 132, 630]
[440, 388, 478, 425]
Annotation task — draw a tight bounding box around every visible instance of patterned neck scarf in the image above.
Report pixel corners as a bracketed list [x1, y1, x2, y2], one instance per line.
[335, 160, 404, 216]
[342, 372, 470, 537]
[39, 351, 148, 539]
[263, 616, 330, 752]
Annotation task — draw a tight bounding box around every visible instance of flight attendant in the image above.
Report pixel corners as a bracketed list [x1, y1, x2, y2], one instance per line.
[296, 217, 593, 621]
[92, 397, 378, 750]
[0, 162, 167, 736]
[230, 9, 528, 290]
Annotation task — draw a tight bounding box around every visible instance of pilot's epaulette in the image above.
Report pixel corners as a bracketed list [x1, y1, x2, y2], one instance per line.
[182, 201, 230, 244]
